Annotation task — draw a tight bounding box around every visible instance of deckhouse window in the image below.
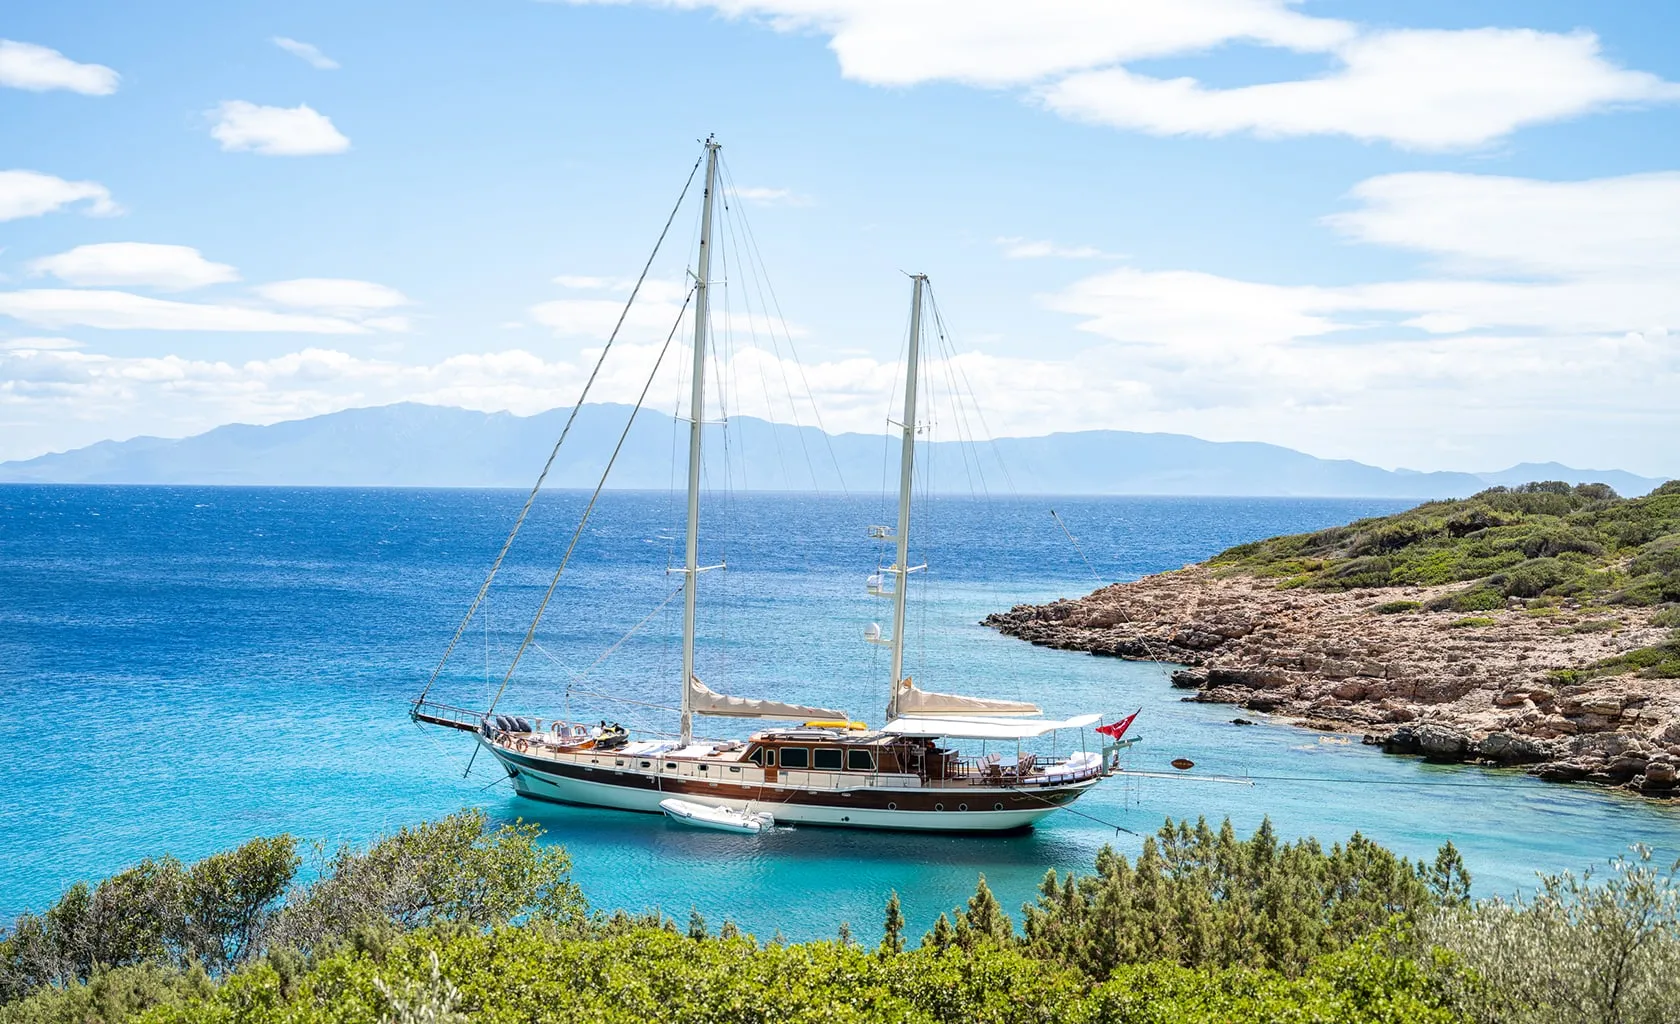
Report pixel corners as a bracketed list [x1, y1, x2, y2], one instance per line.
[846, 748, 875, 771]
[812, 747, 843, 770]
[780, 747, 809, 769]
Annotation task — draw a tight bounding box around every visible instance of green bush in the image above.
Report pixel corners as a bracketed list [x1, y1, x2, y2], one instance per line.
[1652, 606, 1680, 628]
[1421, 846, 1680, 1024]
[0, 811, 579, 1008]
[0, 835, 297, 999]
[1376, 600, 1422, 615]
[1209, 482, 1680, 605]
[1009, 818, 1464, 979]
[1500, 557, 1586, 598]
[83, 927, 1467, 1024]
[1563, 618, 1620, 634]
[1448, 617, 1497, 629]
[266, 810, 584, 956]
[1451, 588, 1505, 612]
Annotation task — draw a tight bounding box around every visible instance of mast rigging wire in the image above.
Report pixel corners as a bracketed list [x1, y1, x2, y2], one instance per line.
[467, 286, 694, 776]
[1050, 508, 1104, 584]
[415, 149, 705, 705]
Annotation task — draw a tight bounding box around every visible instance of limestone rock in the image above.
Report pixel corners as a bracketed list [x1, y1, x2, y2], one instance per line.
[982, 564, 1680, 800]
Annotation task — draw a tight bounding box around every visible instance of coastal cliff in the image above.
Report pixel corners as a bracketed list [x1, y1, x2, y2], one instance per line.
[987, 481, 1680, 795]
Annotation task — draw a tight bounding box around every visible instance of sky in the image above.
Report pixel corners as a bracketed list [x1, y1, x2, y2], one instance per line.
[1, 1, 1677, 475]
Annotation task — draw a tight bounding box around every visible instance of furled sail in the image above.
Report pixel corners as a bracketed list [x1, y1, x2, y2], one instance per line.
[895, 677, 1041, 717]
[688, 676, 846, 720]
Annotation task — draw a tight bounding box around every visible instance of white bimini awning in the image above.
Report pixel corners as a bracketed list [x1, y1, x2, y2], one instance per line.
[881, 713, 1102, 740]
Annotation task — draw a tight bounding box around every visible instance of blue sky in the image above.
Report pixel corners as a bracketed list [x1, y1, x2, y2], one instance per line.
[1, 1, 1677, 475]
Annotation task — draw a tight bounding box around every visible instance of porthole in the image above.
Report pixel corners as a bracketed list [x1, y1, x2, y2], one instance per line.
[666, 763, 677, 770]
[640, 761, 651, 768]
[934, 803, 944, 811]
[887, 802, 897, 811]
[958, 803, 968, 812]
[994, 802, 1004, 811]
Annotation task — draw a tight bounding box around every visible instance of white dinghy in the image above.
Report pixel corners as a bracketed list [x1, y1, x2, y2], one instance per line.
[659, 798, 775, 834]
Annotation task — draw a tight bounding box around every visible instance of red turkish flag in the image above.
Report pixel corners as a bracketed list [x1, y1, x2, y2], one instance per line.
[1096, 709, 1139, 741]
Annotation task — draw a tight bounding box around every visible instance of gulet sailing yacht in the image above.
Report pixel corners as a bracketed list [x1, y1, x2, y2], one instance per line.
[411, 139, 1121, 831]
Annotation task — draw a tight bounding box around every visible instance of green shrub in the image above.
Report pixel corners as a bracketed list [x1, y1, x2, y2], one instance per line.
[0, 811, 579, 1008]
[1011, 818, 1463, 979]
[1500, 557, 1584, 598]
[1376, 600, 1422, 615]
[1205, 482, 1680, 606]
[1448, 617, 1497, 629]
[265, 810, 584, 956]
[1420, 845, 1680, 1024]
[0, 835, 297, 999]
[1652, 606, 1680, 628]
[1563, 618, 1620, 634]
[1451, 588, 1505, 612]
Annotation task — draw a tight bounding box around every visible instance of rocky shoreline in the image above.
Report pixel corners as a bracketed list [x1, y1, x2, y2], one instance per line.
[985, 568, 1680, 796]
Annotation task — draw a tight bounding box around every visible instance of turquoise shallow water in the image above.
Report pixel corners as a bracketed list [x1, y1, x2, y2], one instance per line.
[3, 485, 1677, 941]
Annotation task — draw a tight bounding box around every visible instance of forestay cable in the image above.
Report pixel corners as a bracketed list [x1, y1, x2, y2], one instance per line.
[415, 150, 704, 705]
[481, 288, 694, 719]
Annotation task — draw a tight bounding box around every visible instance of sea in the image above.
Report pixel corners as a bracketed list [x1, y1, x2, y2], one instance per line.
[3, 485, 1677, 941]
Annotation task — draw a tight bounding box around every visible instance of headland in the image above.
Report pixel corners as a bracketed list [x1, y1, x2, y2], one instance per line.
[987, 481, 1680, 796]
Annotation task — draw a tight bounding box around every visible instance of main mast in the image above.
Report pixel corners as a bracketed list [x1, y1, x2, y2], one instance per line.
[886, 274, 926, 721]
[680, 138, 720, 746]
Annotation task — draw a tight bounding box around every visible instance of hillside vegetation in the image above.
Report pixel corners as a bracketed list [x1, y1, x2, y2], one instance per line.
[4, 813, 1679, 1024]
[1210, 480, 1680, 678]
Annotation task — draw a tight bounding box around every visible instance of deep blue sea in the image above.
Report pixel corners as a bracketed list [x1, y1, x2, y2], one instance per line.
[3, 485, 1677, 941]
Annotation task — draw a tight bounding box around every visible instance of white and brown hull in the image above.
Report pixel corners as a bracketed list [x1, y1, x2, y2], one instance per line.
[482, 739, 1098, 832]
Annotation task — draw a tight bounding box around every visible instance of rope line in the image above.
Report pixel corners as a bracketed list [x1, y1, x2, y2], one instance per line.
[416, 149, 704, 705]
[1004, 783, 1140, 836]
[481, 288, 694, 720]
[1050, 509, 1104, 584]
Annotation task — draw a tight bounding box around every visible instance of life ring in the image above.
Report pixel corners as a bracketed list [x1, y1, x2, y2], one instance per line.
[494, 730, 509, 745]
[515, 738, 529, 753]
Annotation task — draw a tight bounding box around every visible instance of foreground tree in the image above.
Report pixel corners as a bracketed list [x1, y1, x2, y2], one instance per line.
[1422, 845, 1680, 1024]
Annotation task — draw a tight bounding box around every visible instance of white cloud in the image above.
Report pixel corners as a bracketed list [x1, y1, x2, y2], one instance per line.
[3, 328, 1671, 473]
[209, 101, 350, 156]
[731, 185, 811, 206]
[554, 275, 631, 290]
[531, 297, 689, 339]
[1326, 171, 1680, 278]
[272, 37, 339, 70]
[0, 336, 81, 352]
[532, 276, 799, 340]
[0, 170, 119, 222]
[255, 278, 410, 311]
[0, 39, 118, 95]
[1042, 29, 1680, 150]
[0, 289, 374, 333]
[996, 236, 1120, 260]
[27, 243, 240, 290]
[1038, 169, 1680, 353]
[599, 1, 1353, 87]
[582, 5, 1678, 148]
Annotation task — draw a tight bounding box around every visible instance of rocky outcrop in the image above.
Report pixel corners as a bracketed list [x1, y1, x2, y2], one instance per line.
[985, 567, 1680, 797]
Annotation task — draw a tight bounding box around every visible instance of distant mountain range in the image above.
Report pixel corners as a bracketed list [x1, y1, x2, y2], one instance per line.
[0, 403, 1668, 498]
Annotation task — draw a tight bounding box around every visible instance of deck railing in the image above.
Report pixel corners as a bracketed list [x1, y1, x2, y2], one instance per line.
[410, 699, 486, 733]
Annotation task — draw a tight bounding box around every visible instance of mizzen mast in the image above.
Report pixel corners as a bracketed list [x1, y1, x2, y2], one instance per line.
[679, 138, 721, 746]
[885, 274, 926, 721]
